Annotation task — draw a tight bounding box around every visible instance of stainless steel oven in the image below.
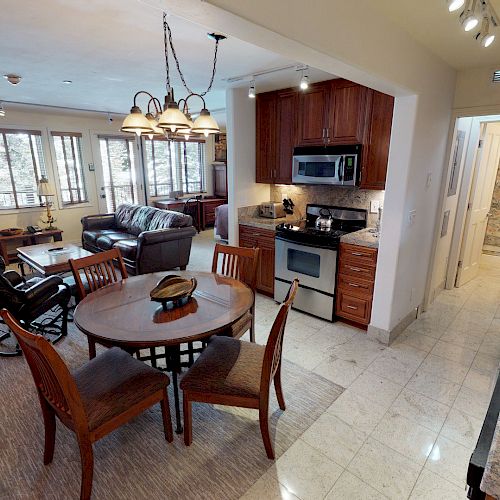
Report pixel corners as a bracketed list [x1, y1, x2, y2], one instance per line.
[274, 236, 337, 321]
[292, 144, 361, 186]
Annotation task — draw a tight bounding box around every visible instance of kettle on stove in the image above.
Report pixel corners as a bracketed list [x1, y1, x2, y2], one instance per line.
[315, 208, 333, 230]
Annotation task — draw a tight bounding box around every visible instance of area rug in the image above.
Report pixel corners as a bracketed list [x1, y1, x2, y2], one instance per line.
[0, 322, 343, 499]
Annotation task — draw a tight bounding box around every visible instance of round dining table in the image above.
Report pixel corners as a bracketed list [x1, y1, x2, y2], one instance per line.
[74, 271, 254, 433]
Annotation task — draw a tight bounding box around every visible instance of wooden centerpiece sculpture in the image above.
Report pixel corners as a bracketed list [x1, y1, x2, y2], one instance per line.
[150, 275, 197, 310]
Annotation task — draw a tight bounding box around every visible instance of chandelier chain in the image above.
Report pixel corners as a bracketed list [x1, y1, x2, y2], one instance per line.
[163, 13, 220, 98]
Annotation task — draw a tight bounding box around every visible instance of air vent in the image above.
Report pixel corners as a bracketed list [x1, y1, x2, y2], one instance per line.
[493, 70, 500, 82]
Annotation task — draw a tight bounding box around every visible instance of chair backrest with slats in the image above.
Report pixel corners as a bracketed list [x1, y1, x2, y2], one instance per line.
[260, 279, 299, 391]
[211, 243, 260, 290]
[0, 309, 87, 429]
[69, 248, 128, 300]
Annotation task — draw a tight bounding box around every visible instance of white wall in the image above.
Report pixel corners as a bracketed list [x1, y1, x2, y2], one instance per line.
[455, 66, 500, 112]
[226, 87, 270, 244]
[160, 0, 456, 336]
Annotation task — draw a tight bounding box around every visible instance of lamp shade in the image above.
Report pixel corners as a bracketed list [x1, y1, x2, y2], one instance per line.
[121, 106, 154, 136]
[145, 113, 164, 138]
[37, 177, 56, 197]
[157, 103, 191, 132]
[191, 108, 220, 137]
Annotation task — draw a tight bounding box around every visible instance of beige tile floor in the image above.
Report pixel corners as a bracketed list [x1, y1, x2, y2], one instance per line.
[190, 231, 500, 499]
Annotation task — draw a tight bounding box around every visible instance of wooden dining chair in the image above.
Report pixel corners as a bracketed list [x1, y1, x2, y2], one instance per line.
[211, 243, 260, 342]
[180, 279, 299, 460]
[1, 308, 173, 500]
[69, 248, 128, 358]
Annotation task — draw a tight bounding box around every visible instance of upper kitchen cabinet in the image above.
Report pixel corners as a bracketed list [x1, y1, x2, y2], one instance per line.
[256, 89, 297, 184]
[359, 90, 395, 190]
[329, 80, 368, 145]
[297, 82, 330, 146]
[255, 91, 276, 184]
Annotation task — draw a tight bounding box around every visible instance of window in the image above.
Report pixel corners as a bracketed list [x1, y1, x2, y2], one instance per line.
[98, 136, 137, 212]
[145, 138, 205, 196]
[51, 132, 88, 205]
[0, 129, 47, 209]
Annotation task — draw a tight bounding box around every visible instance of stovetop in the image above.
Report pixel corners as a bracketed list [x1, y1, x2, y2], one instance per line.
[275, 204, 367, 249]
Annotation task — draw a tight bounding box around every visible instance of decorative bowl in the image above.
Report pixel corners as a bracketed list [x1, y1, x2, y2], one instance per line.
[0, 227, 24, 236]
[150, 275, 197, 309]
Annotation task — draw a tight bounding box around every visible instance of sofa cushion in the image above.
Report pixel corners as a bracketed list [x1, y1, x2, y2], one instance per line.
[147, 209, 193, 230]
[129, 206, 156, 236]
[113, 239, 138, 261]
[96, 232, 136, 251]
[115, 204, 140, 231]
[83, 229, 123, 247]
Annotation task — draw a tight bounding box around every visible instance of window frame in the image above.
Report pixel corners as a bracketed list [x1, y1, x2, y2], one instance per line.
[50, 131, 89, 206]
[0, 127, 49, 211]
[143, 136, 206, 199]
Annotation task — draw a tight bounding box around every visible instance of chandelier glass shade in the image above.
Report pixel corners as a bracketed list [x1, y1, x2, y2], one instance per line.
[122, 13, 223, 140]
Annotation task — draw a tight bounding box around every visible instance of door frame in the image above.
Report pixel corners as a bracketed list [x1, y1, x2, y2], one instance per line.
[424, 106, 500, 309]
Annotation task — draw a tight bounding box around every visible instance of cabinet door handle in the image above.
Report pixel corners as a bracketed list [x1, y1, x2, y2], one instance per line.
[346, 305, 358, 310]
[348, 283, 360, 287]
[351, 252, 365, 257]
[349, 266, 362, 272]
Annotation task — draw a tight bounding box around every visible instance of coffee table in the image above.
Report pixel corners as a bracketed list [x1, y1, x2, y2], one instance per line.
[17, 242, 93, 276]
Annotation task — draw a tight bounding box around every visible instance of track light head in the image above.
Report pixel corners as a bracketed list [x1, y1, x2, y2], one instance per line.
[447, 0, 465, 12]
[460, 10, 479, 31]
[248, 80, 256, 99]
[481, 32, 496, 46]
[0, 102, 4, 117]
[299, 68, 309, 90]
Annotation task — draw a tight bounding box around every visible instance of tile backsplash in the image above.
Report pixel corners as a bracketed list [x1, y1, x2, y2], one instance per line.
[270, 185, 385, 227]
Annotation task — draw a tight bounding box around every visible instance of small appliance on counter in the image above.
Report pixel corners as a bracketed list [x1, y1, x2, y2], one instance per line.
[259, 202, 286, 219]
[274, 204, 367, 321]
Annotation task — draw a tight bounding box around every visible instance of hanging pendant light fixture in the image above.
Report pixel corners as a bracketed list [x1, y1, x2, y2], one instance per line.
[121, 13, 224, 139]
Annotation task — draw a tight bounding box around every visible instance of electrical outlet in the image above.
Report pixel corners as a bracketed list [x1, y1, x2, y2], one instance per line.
[408, 209, 416, 226]
[370, 200, 380, 214]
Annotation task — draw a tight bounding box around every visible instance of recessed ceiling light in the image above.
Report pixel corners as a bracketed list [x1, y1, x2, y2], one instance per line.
[3, 74, 21, 85]
[62, 80, 73, 85]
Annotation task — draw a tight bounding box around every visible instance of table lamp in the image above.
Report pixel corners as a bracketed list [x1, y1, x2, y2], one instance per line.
[37, 177, 57, 230]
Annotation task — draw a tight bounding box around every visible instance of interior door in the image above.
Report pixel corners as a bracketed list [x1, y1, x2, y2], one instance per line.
[456, 122, 500, 286]
[94, 135, 144, 213]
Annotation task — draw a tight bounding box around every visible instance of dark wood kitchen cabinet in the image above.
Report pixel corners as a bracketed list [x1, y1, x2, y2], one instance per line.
[255, 77, 394, 189]
[359, 90, 395, 189]
[255, 92, 276, 184]
[256, 90, 297, 184]
[297, 82, 330, 146]
[239, 224, 275, 295]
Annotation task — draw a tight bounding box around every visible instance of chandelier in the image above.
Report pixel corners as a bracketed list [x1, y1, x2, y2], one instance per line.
[121, 13, 225, 139]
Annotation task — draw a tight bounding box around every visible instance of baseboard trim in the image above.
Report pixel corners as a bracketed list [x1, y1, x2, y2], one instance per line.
[367, 308, 418, 346]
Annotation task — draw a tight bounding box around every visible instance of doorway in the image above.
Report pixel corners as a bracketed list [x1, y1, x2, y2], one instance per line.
[429, 115, 500, 302]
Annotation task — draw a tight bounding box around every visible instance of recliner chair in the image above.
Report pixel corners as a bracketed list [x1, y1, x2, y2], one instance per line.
[0, 256, 71, 356]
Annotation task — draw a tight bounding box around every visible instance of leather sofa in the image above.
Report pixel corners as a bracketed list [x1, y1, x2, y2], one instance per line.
[81, 204, 197, 275]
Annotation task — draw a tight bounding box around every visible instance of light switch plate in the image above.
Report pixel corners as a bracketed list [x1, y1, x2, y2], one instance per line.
[370, 200, 380, 214]
[408, 209, 417, 226]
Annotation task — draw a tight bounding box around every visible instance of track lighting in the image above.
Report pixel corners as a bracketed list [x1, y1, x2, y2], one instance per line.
[300, 68, 309, 90]
[476, 16, 496, 46]
[248, 80, 256, 99]
[447, 0, 465, 11]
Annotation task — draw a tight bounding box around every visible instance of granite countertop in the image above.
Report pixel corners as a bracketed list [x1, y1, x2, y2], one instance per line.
[481, 415, 500, 498]
[238, 216, 291, 231]
[340, 228, 379, 249]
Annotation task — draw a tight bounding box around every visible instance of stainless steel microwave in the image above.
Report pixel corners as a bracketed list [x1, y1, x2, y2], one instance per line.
[292, 145, 361, 186]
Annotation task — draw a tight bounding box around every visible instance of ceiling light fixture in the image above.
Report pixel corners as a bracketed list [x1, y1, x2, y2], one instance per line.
[248, 80, 256, 99]
[122, 13, 223, 139]
[62, 80, 72, 85]
[447, 0, 465, 12]
[0, 102, 5, 117]
[476, 13, 496, 46]
[300, 67, 309, 90]
[3, 74, 21, 85]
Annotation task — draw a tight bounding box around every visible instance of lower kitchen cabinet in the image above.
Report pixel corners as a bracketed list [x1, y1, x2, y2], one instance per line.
[239, 224, 275, 295]
[335, 242, 378, 327]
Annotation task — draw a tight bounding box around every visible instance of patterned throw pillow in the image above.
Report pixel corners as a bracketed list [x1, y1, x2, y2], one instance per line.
[147, 209, 192, 230]
[115, 204, 139, 230]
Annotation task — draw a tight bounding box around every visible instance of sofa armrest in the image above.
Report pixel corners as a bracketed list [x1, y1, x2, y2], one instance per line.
[138, 226, 197, 245]
[3, 270, 25, 287]
[24, 276, 63, 302]
[81, 213, 117, 231]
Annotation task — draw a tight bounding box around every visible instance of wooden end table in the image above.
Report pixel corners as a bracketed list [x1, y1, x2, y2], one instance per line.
[17, 242, 93, 276]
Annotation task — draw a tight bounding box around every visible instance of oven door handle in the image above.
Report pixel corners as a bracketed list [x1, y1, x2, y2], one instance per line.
[338, 156, 344, 182]
[275, 235, 338, 251]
